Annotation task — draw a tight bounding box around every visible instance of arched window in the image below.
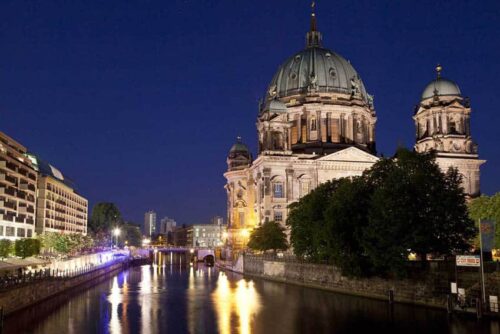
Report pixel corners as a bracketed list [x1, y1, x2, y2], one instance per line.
[273, 182, 284, 198]
[310, 117, 317, 131]
[298, 175, 312, 198]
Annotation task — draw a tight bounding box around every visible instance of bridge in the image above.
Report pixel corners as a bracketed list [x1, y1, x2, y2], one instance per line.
[154, 247, 215, 265]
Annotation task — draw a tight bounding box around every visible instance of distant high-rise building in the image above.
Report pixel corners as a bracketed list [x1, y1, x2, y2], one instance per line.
[159, 216, 176, 234]
[144, 210, 157, 237]
[210, 216, 224, 226]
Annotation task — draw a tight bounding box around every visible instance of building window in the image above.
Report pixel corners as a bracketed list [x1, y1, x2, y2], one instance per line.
[310, 117, 317, 131]
[300, 181, 311, 198]
[6, 227, 14, 237]
[274, 211, 283, 222]
[27, 229, 32, 238]
[273, 183, 284, 198]
[17, 228, 25, 238]
[0, 226, 3, 236]
[239, 212, 245, 227]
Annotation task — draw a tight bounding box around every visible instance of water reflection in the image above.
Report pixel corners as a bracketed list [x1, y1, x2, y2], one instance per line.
[213, 272, 261, 334]
[4, 263, 499, 334]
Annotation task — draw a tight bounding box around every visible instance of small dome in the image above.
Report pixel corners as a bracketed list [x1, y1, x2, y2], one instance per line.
[229, 139, 250, 155]
[229, 137, 252, 159]
[421, 77, 461, 100]
[266, 47, 369, 102]
[227, 137, 252, 171]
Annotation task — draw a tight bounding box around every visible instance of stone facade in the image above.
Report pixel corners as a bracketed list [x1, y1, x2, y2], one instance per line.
[224, 10, 379, 250]
[224, 12, 485, 251]
[414, 66, 485, 197]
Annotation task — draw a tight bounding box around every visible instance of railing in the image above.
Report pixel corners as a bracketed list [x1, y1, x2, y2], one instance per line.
[0, 256, 128, 290]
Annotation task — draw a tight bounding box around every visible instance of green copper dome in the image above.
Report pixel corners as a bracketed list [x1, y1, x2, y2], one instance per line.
[267, 47, 368, 102]
[421, 78, 461, 100]
[265, 8, 369, 103]
[421, 65, 462, 100]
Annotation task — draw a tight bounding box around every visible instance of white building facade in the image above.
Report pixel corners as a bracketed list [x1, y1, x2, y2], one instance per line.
[224, 9, 379, 249]
[224, 9, 484, 250]
[413, 65, 485, 197]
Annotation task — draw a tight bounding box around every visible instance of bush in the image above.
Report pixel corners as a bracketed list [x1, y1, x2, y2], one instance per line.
[15, 238, 40, 259]
[0, 239, 13, 259]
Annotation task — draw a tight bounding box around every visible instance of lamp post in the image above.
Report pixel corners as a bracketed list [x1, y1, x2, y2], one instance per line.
[113, 228, 121, 248]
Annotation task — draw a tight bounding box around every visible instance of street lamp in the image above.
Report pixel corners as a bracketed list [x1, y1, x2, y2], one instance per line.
[113, 228, 121, 248]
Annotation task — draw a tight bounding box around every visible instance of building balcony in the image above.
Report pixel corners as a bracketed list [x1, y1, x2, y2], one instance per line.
[0, 213, 16, 222]
[0, 160, 17, 172]
[0, 186, 16, 197]
[18, 206, 35, 214]
[0, 173, 17, 185]
[19, 182, 36, 192]
[0, 200, 16, 210]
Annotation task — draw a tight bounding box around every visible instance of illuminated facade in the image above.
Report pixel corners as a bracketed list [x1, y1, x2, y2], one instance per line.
[224, 8, 379, 250]
[0, 131, 37, 240]
[29, 155, 88, 235]
[144, 210, 157, 237]
[224, 7, 485, 251]
[414, 65, 485, 197]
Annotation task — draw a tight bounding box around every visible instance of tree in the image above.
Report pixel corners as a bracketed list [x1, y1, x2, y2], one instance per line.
[89, 202, 122, 234]
[14, 239, 40, 259]
[122, 223, 142, 247]
[287, 180, 340, 261]
[362, 149, 475, 276]
[324, 177, 373, 277]
[287, 148, 476, 278]
[0, 239, 13, 259]
[468, 193, 500, 249]
[248, 221, 288, 253]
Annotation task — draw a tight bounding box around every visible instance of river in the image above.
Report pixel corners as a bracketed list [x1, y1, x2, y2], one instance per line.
[4, 260, 500, 334]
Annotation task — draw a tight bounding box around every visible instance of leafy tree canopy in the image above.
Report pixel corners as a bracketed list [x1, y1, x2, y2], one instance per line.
[14, 239, 40, 259]
[0, 239, 13, 259]
[248, 221, 288, 253]
[121, 223, 143, 247]
[89, 202, 122, 234]
[287, 148, 476, 277]
[468, 193, 500, 248]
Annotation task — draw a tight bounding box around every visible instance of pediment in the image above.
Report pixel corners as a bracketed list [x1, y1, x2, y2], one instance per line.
[317, 147, 379, 163]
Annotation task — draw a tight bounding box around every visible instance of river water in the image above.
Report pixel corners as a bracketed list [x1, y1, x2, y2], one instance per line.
[4, 261, 500, 334]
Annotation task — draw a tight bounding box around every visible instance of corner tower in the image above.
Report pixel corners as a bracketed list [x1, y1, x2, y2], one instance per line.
[414, 65, 485, 196]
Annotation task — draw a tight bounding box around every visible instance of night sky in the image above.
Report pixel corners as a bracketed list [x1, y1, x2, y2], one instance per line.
[1, 0, 499, 226]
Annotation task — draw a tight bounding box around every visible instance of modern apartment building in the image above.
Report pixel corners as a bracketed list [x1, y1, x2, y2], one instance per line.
[28, 155, 88, 235]
[0, 131, 38, 239]
[144, 210, 157, 237]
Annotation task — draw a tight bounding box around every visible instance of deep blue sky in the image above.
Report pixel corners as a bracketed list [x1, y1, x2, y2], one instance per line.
[1, 0, 499, 226]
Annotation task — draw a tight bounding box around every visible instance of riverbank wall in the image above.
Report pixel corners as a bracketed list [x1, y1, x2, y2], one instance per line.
[242, 255, 500, 311]
[0, 260, 128, 315]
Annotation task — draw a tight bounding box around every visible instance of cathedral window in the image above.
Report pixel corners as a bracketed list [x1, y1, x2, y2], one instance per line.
[449, 120, 457, 134]
[274, 211, 283, 222]
[310, 117, 317, 131]
[273, 183, 284, 198]
[300, 181, 311, 198]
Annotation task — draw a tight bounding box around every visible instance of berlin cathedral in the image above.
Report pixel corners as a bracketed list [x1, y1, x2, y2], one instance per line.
[224, 6, 485, 249]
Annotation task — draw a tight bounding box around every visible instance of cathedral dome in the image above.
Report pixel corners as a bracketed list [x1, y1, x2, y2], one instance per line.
[267, 47, 369, 102]
[421, 65, 461, 100]
[227, 137, 252, 171]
